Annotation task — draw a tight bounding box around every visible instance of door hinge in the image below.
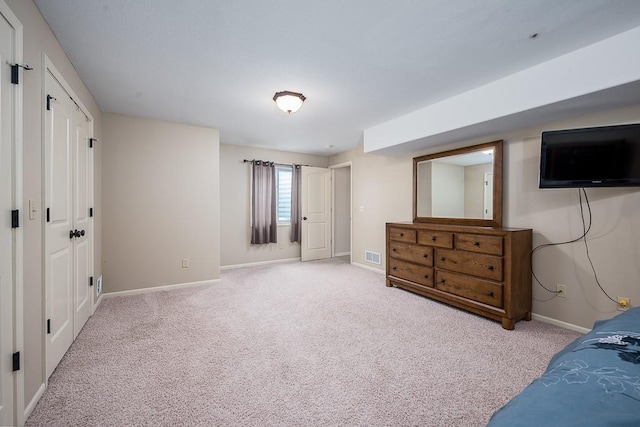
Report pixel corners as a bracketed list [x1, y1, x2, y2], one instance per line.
[11, 210, 19, 228]
[89, 207, 93, 217]
[46, 94, 56, 111]
[89, 276, 93, 287]
[89, 138, 98, 148]
[11, 63, 33, 85]
[47, 319, 51, 334]
[46, 207, 50, 222]
[11, 64, 19, 84]
[12, 352, 20, 371]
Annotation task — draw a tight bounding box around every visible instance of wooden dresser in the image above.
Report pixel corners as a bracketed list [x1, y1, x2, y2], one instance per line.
[386, 222, 532, 329]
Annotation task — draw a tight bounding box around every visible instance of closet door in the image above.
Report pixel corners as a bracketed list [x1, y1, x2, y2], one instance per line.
[1, 3, 24, 423]
[0, 49, 13, 426]
[44, 66, 94, 377]
[44, 71, 75, 377]
[72, 107, 92, 338]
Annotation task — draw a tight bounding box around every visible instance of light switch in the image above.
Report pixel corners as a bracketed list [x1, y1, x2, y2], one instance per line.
[359, 206, 365, 213]
[29, 200, 37, 220]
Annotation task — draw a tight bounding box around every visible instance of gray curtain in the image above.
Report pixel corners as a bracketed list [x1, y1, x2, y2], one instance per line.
[290, 165, 302, 242]
[251, 161, 278, 244]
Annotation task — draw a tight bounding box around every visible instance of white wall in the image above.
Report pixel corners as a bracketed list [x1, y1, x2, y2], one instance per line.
[102, 113, 219, 293]
[330, 142, 413, 271]
[5, 0, 103, 411]
[431, 162, 464, 217]
[219, 144, 329, 267]
[331, 104, 640, 330]
[416, 161, 431, 217]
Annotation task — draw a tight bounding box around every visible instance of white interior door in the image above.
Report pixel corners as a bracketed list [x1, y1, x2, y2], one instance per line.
[0, 50, 13, 427]
[45, 63, 94, 378]
[72, 107, 91, 338]
[301, 167, 332, 261]
[0, 2, 23, 422]
[45, 71, 75, 377]
[484, 172, 493, 219]
[0, 3, 24, 423]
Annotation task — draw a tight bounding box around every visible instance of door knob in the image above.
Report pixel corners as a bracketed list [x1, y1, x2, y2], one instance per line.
[69, 229, 86, 238]
[302, 216, 308, 220]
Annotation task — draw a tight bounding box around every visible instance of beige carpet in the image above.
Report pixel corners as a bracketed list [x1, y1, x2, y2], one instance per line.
[27, 258, 581, 426]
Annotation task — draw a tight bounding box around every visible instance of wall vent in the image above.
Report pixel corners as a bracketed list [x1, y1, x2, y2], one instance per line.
[365, 251, 381, 265]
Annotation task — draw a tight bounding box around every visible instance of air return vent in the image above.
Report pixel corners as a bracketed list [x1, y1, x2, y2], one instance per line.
[365, 251, 381, 265]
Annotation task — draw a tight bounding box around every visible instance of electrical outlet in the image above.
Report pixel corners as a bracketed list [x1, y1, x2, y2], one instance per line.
[182, 258, 189, 268]
[556, 284, 567, 298]
[617, 297, 630, 311]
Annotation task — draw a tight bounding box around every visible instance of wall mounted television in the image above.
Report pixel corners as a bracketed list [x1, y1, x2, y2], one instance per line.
[539, 123, 640, 188]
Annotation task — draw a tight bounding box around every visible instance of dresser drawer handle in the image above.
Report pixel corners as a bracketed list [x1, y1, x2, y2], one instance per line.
[424, 274, 429, 279]
[487, 291, 494, 297]
[391, 248, 396, 252]
[392, 266, 397, 270]
[400, 232, 404, 237]
[431, 236, 437, 241]
[474, 241, 480, 246]
[487, 265, 494, 271]
[439, 279, 445, 284]
[423, 253, 428, 258]
[440, 256, 445, 261]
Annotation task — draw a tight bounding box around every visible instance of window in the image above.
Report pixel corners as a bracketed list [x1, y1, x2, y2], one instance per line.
[276, 166, 292, 224]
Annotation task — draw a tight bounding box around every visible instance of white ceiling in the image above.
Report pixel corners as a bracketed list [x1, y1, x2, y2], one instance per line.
[34, 0, 640, 156]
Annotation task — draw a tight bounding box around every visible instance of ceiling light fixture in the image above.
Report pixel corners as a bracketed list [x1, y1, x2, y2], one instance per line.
[273, 91, 306, 114]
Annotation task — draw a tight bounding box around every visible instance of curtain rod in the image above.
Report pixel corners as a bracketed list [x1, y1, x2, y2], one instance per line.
[243, 159, 308, 167]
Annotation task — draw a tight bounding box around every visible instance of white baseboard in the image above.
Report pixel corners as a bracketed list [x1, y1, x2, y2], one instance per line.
[221, 257, 300, 271]
[102, 279, 220, 298]
[334, 252, 350, 257]
[24, 382, 46, 420]
[351, 262, 385, 274]
[95, 292, 104, 308]
[531, 313, 590, 334]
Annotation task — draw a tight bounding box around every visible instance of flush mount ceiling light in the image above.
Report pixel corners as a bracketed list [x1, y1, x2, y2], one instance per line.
[273, 91, 306, 114]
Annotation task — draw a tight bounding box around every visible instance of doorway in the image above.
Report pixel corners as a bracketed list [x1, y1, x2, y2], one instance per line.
[330, 162, 352, 262]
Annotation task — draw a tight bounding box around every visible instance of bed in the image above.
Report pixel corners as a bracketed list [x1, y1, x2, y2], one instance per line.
[488, 307, 640, 426]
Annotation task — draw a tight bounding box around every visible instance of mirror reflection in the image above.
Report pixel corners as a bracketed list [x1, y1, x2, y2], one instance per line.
[416, 149, 494, 219]
[413, 140, 502, 227]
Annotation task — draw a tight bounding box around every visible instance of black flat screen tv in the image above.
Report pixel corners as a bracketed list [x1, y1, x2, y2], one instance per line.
[539, 123, 640, 188]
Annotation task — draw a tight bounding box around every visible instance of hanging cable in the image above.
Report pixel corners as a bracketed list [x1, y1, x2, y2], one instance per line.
[579, 189, 617, 304]
[531, 188, 616, 303]
[531, 189, 591, 296]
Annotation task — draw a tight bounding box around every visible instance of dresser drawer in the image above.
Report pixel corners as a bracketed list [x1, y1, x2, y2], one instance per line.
[388, 258, 433, 287]
[389, 227, 417, 243]
[435, 248, 503, 281]
[389, 242, 433, 266]
[435, 270, 503, 308]
[417, 231, 453, 248]
[455, 233, 503, 256]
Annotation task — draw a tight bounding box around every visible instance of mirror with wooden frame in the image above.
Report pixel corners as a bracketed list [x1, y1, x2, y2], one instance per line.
[413, 140, 503, 227]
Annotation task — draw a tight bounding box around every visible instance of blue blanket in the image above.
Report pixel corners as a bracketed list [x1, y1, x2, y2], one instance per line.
[488, 308, 640, 426]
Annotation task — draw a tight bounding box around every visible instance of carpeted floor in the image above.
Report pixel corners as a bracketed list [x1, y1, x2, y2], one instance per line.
[27, 258, 581, 426]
